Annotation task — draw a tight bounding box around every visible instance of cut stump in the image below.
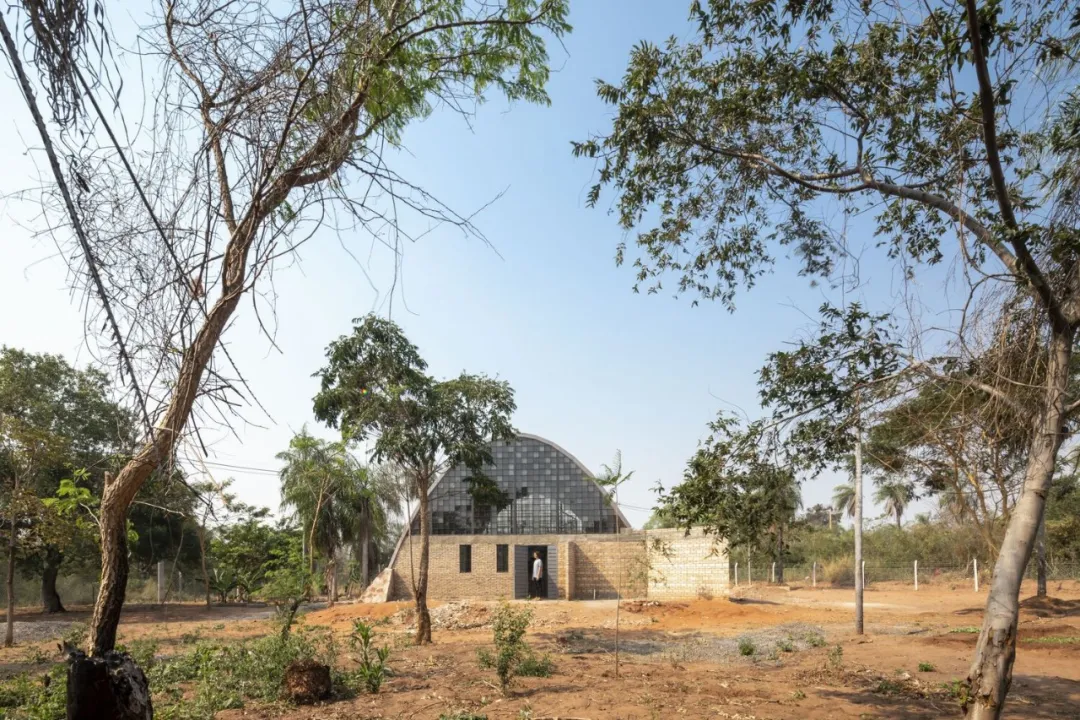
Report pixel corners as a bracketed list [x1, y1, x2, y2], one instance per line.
[66, 650, 152, 720]
[283, 659, 332, 704]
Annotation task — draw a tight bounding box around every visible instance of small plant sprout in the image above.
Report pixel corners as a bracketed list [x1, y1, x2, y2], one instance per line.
[738, 637, 756, 657]
[350, 620, 391, 693]
[918, 661, 936, 672]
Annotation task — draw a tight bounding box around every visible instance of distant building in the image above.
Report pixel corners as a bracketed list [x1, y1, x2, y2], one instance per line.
[382, 434, 728, 602]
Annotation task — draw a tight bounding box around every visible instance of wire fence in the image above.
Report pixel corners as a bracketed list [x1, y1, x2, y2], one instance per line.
[730, 559, 1080, 589]
[1, 565, 214, 611]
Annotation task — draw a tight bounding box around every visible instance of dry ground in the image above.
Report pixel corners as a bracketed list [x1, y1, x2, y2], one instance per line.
[2, 580, 1079, 719]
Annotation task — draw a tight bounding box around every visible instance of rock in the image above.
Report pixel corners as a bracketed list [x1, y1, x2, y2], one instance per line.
[66, 650, 153, 720]
[283, 659, 332, 704]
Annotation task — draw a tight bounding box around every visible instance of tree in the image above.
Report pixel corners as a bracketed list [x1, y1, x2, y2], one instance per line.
[313, 314, 516, 644]
[832, 483, 857, 520]
[873, 481, 914, 530]
[575, 2, 1080, 713]
[0, 349, 131, 641]
[643, 506, 677, 530]
[3, 0, 568, 658]
[594, 450, 634, 677]
[660, 415, 801, 581]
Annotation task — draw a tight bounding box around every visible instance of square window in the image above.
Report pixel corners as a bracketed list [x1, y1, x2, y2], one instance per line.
[459, 545, 472, 573]
[496, 544, 509, 572]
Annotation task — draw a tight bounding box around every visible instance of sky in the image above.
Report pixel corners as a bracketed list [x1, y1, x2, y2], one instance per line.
[0, 0, 944, 528]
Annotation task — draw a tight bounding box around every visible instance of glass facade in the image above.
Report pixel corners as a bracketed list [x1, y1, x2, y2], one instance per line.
[411, 436, 625, 535]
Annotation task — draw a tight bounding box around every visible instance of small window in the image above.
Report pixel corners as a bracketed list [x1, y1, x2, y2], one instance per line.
[459, 544, 472, 573]
[496, 544, 509, 573]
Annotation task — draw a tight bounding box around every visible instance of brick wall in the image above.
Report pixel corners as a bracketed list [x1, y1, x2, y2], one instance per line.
[389, 534, 575, 601]
[568, 536, 648, 599]
[645, 528, 729, 600]
[387, 528, 728, 602]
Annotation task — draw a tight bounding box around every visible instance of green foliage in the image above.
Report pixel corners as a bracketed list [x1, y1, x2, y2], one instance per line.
[515, 652, 555, 678]
[313, 315, 518, 487]
[0, 665, 66, 720]
[737, 637, 756, 656]
[942, 679, 971, 706]
[349, 620, 392, 693]
[828, 645, 844, 670]
[659, 415, 800, 558]
[776, 637, 794, 653]
[918, 662, 936, 672]
[477, 601, 538, 694]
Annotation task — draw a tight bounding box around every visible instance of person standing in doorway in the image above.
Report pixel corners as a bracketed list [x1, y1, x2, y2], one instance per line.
[530, 551, 544, 599]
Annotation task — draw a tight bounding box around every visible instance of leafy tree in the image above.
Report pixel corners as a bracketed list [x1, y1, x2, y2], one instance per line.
[660, 415, 801, 580]
[0, 348, 131, 642]
[873, 481, 915, 530]
[209, 510, 296, 603]
[575, 1, 1080, 710]
[642, 507, 677, 530]
[313, 314, 516, 644]
[801, 504, 836, 530]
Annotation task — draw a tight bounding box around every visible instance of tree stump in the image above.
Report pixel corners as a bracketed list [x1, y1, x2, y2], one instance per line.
[282, 659, 332, 704]
[66, 650, 152, 720]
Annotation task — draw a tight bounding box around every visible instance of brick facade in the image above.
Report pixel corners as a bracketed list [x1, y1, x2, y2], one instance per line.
[387, 528, 728, 602]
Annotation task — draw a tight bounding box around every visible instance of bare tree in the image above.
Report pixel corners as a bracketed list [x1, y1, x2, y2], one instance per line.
[3, 0, 569, 656]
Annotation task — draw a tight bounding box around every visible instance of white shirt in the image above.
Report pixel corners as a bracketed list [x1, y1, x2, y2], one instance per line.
[532, 558, 543, 580]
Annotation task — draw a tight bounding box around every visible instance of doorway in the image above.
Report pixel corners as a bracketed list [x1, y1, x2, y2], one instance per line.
[525, 545, 548, 599]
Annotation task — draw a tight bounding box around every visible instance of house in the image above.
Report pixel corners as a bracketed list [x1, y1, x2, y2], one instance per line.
[382, 434, 729, 602]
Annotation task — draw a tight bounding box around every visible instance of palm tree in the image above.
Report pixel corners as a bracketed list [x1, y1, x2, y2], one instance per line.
[833, 481, 857, 519]
[340, 462, 403, 591]
[277, 428, 351, 604]
[874, 480, 914, 529]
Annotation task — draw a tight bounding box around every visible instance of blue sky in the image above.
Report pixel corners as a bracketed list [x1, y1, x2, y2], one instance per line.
[0, 0, 942, 527]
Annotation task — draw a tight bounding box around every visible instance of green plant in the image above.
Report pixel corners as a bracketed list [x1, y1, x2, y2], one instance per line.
[0, 665, 66, 719]
[950, 627, 979, 634]
[477, 601, 534, 694]
[776, 637, 794, 653]
[803, 631, 827, 648]
[438, 713, 488, 720]
[918, 662, 936, 672]
[350, 620, 391, 693]
[516, 652, 554, 678]
[737, 637, 756, 656]
[875, 679, 902, 695]
[827, 645, 844, 670]
[117, 638, 159, 670]
[942, 679, 971, 706]
[791, 689, 806, 700]
[61, 622, 88, 650]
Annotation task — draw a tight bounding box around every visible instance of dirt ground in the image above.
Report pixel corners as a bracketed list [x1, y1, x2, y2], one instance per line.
[3, 580, 1079, 719]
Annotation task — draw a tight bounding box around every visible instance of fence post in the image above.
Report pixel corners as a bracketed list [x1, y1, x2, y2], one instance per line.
[748, 562, 752, 586]
[914, 560, 918, 591]
[974, 559, 979, 592]
[812, 561, 816, 588]
[157, 560, 166, 604]
[734, 562, 739, 587]
[178, 571, 183, 600]
[771, 562, 776, 583]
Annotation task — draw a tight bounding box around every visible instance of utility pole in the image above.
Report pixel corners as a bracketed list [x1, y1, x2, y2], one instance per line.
[853, 392, 864, 635]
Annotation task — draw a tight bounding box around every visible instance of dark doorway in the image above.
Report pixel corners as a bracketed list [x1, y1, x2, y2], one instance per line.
[525, 545, 548, 599]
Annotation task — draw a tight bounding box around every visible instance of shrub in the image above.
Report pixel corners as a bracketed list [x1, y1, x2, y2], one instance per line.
[822, 557, 855, 587]
[0, 665, 66, 720]
[516, 652, 554, 678]
[827, 645, 843, 670]
[349, 620, 391, 693]
[918, 661, 935, 672]
[803, 631, 827, 648]
[776, 637, 794, 653]
[737, 637, 755, 656]
[477, 602, 540, 694]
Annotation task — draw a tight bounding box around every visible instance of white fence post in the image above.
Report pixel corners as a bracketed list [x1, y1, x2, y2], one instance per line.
[157, 560, 166, 604]
[914, 560, 918, 591]
[771, 562, 776, 583]
[734, 562, 739, 587]
[974, 558, 979, 592]
[178, 571, 183, 599]
[748, 562, 752, 586]
[812, 561, 817, 588]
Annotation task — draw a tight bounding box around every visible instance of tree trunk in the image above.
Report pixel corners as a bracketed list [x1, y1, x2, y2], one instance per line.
[361, 529, 370, 591]
[895, 511, 902, 530]
[197, 525, 211, 609]
[88, 479, 131, 656]
[66, 650, 152, 720]
[964, 327, 1073, 719]
[42, 548, 65, 614]
[775, 525, 784, 585]
[326, 550, 336, 608]
[414, 478, 432, 645]
[6, 475, 20, 648]
[853, 411, 864, 636]
[1036, 515, 1047, 598]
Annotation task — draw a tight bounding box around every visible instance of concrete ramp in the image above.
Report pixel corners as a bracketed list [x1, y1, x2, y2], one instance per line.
[360, 568, 394, 603]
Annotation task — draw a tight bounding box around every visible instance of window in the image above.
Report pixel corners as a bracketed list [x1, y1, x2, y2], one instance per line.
[496, 544, 509, 573]
[459, 544, 472, 573]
